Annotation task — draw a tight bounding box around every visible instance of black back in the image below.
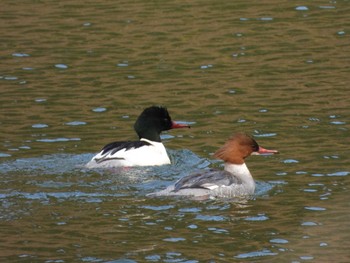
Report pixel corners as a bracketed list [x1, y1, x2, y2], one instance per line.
[101, 140, 151, 155]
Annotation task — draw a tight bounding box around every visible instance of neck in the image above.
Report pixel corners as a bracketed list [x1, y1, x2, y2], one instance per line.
[224, 162, 255, 193]
[138, 130, 161, 142]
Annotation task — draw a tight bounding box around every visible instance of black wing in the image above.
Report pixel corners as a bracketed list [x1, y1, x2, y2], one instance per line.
[174, 169, 242, 192]
[93, 140, 152, 164]
[101, 140, 151, 155]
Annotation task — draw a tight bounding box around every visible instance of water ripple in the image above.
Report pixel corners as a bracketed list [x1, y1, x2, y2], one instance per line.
[270, 238, 289, 244]
[295, 6, 309, 11]
[32, 123, 49, 128]
[245, 214, 269, 221]
[235, 249, 278, 259]
[36, 138, 81, 142]
[92, 107, 107, 112]
[141, 205, 174, 211]
[327, 171, 349, 177]
[163, 237, 186, 242]
[55, 64, 68, 69]
[65, 121, 87, 126]
[195, 214, 226, 222]
[12, 52, 30, 57]
[304, 206, 326, 211]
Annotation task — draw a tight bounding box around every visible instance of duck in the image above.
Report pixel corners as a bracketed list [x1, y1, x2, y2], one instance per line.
[148, 133, 278, 199]
[86, 106, 190, 168]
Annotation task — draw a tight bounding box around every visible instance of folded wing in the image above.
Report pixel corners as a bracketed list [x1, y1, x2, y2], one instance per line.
[174, 169, 242, 192]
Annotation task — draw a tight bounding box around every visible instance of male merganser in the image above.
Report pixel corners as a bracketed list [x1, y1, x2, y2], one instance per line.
[149, 133, 278, 199]
[86, 106, 190, 168]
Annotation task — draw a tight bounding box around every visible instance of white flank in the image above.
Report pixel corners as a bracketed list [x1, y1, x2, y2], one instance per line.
[86, 138, 171, 168]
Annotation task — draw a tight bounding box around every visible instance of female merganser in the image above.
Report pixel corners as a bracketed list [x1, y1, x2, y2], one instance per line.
[149, 133, 278, 199]
[86, 106, 190, 168]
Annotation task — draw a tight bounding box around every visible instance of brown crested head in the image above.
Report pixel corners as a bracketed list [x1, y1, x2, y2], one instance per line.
[213, 133, 259, 164]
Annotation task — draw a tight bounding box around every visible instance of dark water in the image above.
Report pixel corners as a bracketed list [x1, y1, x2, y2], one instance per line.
[1, 0, 349, 262]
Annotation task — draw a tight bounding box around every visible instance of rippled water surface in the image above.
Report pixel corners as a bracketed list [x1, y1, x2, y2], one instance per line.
[1, 0, 349, 262]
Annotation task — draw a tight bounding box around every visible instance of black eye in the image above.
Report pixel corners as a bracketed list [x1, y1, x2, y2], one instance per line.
[252, 140, 259, 152]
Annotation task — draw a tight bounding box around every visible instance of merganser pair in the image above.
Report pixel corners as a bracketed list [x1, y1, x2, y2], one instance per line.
[86, 106, 190, 168]
[86, 106, 279, 198]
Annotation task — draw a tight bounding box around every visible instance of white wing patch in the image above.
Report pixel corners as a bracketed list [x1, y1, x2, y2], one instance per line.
[201, 183, 219, 190]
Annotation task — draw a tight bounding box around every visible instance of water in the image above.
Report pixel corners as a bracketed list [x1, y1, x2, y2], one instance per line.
[1, 0, 350, 262]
